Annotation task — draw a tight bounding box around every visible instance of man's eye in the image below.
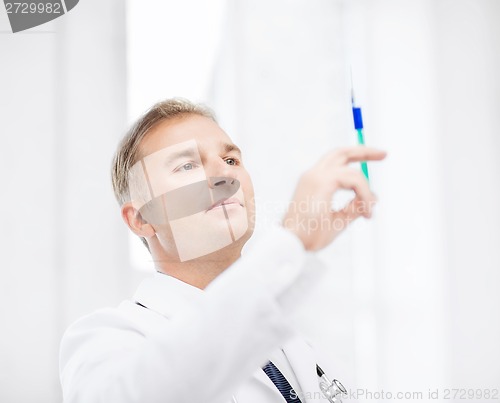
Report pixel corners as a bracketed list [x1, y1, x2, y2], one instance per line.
[176, 162, 197, 172]
[225, 158, 237, 166]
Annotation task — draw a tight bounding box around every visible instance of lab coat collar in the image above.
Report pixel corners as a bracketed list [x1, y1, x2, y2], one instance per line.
[249, 337, 321, 403]
[133, 271, 204, 318]
[282, 337, 325, 403]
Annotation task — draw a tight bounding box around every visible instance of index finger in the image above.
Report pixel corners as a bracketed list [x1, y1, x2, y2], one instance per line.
[320, 146, 387, 167]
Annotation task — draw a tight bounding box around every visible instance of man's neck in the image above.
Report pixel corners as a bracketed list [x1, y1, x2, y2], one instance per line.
[153, 246, 242, 289]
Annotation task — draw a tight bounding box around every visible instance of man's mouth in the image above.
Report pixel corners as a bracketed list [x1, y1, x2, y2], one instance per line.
[206, 197, 243, 211]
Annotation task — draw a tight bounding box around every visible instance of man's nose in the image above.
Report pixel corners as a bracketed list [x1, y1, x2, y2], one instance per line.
[208, 177, 240, 200]
[209, 177, 237, 188]
[206, 160, 237, 188]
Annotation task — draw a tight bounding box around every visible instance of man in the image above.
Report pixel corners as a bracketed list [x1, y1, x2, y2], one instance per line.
[59, 98, 386, 403]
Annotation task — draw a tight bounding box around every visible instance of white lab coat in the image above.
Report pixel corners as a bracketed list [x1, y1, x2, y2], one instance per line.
[59, 226, 335, 402]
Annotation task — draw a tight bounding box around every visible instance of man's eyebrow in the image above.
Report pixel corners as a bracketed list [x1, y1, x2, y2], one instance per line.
[163, 148, 198, 165]
[223, 143, 242, 156]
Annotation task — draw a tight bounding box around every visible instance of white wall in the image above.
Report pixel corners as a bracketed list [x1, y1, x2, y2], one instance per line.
[0, 1, 131, 401]
[365, 0, 449, 394]
[1, 10, 60, 401]
[435, 0, 500, 392]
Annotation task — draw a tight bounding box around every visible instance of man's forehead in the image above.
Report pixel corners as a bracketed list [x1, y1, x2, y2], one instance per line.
[140, 138, 241, 160]
[148, 139, 198, 160]
[139, 114, 227, 154]
[138, 123, 242, 158]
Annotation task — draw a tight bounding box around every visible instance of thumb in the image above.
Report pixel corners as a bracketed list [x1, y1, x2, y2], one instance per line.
[330, 195, 371, 231]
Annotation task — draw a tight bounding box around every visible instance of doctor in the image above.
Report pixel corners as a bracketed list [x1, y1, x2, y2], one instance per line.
[59, 98, 386, 403]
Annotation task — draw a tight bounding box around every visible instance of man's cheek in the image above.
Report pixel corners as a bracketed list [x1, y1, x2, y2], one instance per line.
[162, 180, 212, 220]
[139, 196, 168, 225]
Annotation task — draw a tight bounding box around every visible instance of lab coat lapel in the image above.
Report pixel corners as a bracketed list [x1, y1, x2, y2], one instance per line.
[246, 338, 324, 403]
[283, 338, 325, 403]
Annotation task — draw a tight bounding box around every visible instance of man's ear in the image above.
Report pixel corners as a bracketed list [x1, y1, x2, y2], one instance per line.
[121, 202, 156, 238]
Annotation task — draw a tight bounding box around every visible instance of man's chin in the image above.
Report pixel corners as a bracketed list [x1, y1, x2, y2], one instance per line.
[167, 218, 247, 262]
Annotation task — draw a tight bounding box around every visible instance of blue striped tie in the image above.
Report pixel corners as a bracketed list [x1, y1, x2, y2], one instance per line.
[262, 361, 303, 402]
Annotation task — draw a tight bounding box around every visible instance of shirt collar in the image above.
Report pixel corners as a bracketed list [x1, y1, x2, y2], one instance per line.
[133, 271, 204, 318]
